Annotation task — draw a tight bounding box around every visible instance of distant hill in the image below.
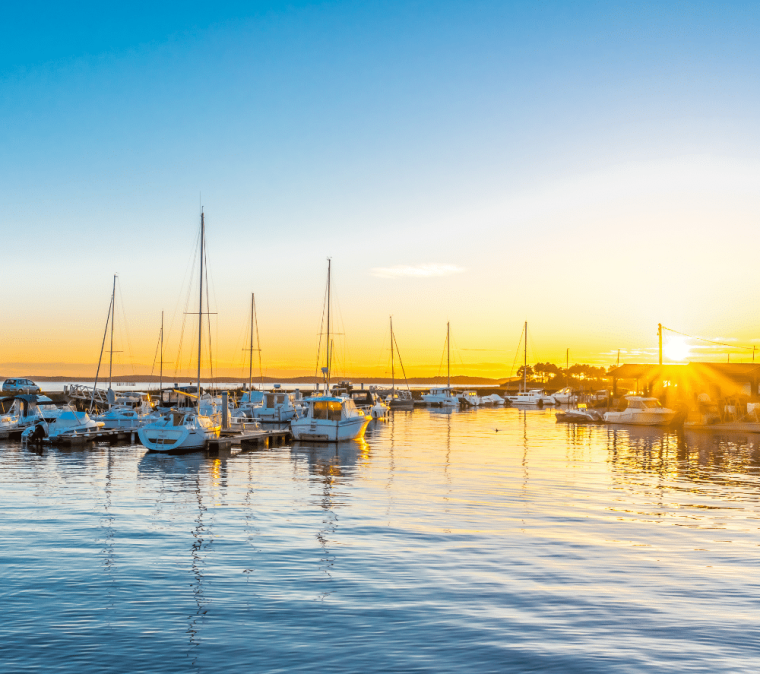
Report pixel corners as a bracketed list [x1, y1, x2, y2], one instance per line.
[15, 373, 506, 386]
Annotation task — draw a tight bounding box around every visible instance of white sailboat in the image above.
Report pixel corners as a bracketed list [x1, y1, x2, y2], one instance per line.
[291, 260, 370, 442]
[386, 316, 414, 410]
[506, 322, 556, 406]
[138, 210, 221, 453]
[421, 322, 460, 407]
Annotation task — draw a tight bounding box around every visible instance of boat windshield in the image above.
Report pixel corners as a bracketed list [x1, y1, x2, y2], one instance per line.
[642, 399, 662, 408]
[313, 401, 342, 421]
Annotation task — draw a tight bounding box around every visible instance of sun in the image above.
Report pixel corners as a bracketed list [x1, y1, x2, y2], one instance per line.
[664, 336, 691, 362]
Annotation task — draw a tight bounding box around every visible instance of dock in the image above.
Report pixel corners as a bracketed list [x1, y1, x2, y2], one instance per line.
[207, 428, 292, 453]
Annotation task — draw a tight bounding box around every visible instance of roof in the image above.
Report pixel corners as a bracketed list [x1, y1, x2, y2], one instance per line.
[608, 363, 760, 381]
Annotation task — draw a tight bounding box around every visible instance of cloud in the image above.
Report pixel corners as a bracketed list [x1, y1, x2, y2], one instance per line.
[371, 263, 465, 279]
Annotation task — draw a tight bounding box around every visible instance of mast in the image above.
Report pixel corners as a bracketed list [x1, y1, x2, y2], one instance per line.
[390, 316, 395, 393]
[523, 321, 527, 393]
[159, 310, 163, 399]
[197, 210, 205, 412]
[249, 293, 254, 392]
[447, 321, 450, 389]
[326, 259, 331, 395]
[108, 274, 116, 393]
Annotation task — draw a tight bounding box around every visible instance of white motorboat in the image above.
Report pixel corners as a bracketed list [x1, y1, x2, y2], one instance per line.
[556, 404, 602, 423]
[422, 387, 460, 407]
[552, 387, 577, 404]
[291, 396, 370, 442]
[245, 389, 299, 423]
[138, 411, 220, 453]
[347, 389, 389, 419]
[507, 389, 556, 406]
[0, 395, 49, 434]
[138, 210, 220, 452]
[480, 393, 505, 405]
[603, 396, 676, 426]
[387, 389, 415, 410]
[94, 391, 159, 429]
[458, 390, 482, 407]
[22, 408, 105, 442]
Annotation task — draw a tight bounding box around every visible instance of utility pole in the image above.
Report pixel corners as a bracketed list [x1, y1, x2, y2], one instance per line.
[658, 323, 663, 365]
[617, 349, 620, 367]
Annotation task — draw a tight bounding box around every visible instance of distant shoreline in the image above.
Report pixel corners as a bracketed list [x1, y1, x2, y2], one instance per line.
[7, 374, 511, 386]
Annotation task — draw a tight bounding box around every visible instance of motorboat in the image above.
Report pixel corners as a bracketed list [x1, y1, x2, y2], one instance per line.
[250, 389, 299, 423]
[93, 391, 160, 429]
[422, 387, 460, 407]
[603, 396, 676, 426]
[348, 389, 389, 419]
[552, 387, 577, 404]
[480, 393, 505, 405]
[507, 389, 556, 406]
[21, 408, 105, 442]
[458, 390, 482, 407]
[138, 411, 220, 453]
[290, 396, 371, 442]
[387, 389, 414, 410]
[556, 404, 602, 423]
[0, 395, 50, 435]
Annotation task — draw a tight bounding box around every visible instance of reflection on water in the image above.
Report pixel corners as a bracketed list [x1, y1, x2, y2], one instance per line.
[1, 409, 759, 672]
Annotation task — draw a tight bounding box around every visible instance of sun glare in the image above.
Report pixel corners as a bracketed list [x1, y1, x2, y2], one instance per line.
[664, 336, 691, 362]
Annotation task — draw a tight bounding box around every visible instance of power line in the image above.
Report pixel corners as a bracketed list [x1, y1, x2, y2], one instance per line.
[662, 325, 756, 352]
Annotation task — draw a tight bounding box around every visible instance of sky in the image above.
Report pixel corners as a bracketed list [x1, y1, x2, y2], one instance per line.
[2, 0, 760, 379]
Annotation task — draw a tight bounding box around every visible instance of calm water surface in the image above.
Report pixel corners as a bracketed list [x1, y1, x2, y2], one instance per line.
[1, 408, 759, 672]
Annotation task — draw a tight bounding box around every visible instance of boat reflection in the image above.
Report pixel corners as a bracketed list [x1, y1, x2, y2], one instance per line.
[606, 425, 760, 498]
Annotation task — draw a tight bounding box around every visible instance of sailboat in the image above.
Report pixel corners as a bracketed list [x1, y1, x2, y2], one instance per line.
[421, 322, 460, 407]
[291, 260, 371, 442]
[138, 210, 222, 453]
[386, 316, 414, 410]
[506, 322, 556, 406]
[87, 276, 160, 429]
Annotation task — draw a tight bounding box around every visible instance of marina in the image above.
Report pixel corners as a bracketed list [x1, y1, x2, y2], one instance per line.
[1, 405, 759, 672]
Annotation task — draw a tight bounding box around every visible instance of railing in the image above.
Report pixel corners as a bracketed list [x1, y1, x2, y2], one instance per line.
[64, 384, 110, 405]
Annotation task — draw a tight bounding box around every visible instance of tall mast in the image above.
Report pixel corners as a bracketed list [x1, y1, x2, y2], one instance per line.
[390, 316, 395, 393]
[447, 321, 451, 389]
[108, 274, 116, 393]
[249, 293, 254, 392]
[197, 210, 205, 412]
[159, 311, 163, 398]
[523, 321, 527, 393]
[326, 259, 331, 394]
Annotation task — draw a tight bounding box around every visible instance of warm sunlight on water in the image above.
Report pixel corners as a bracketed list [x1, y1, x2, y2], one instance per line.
[1, 408, 758, 672]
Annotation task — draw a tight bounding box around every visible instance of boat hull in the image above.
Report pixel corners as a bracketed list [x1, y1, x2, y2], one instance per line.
[290, 415, 370, 442]
[138, 426, 219, 453]
[603, 411, 676, 426]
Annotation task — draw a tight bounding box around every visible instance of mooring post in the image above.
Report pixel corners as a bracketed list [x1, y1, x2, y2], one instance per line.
[221, 391, 229, 431]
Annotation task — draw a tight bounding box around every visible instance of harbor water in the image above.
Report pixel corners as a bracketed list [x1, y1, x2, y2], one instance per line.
[1, 407, 758, 672]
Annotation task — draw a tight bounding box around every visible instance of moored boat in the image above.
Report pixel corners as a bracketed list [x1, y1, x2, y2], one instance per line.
[603, 396, 676, 426]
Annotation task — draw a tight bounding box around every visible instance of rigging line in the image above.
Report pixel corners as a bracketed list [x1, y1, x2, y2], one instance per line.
[90, 293, 114, 413]
[204, 239, 213, 383]
[170, 225, 201, 373]
[662, 325, 756, 352]
[509, 324, 525, 379]
[392, 332, 412, 392]
[437, 333, 447, 379]
[175, 226, 202, 379]
[116, 280, 137, 378]
[314, 274, 329, 382]
[253, 295, 263, 390]
[149, 320, 162, 380]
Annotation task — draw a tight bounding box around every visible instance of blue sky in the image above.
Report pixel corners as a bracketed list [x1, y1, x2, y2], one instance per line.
[3, 1, 760, 376]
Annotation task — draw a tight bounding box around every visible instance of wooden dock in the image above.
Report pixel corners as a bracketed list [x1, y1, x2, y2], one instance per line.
[207, 429, 292, 453]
